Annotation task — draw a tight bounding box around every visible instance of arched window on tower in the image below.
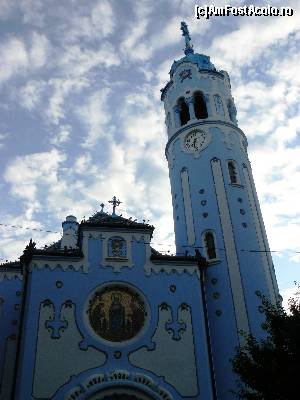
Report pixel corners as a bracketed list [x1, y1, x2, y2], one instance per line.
[203, 231, 217, 260]
[177, 97, 190, 126]
[228, 160, 239, 184]
[193, 91, 208, 119]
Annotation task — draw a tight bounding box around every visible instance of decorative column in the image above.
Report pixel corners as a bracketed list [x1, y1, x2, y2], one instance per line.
[186, 96, 196, 120]
[204, 94, 213, 117]
[173, 105, 181, 128]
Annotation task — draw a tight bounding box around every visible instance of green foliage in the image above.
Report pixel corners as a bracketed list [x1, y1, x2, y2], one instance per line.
[231, 287, 300, 400]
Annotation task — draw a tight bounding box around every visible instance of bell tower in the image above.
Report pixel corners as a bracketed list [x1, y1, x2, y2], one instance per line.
[161, 22, 280, 399]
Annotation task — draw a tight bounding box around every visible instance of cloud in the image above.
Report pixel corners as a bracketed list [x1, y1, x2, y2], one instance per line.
[61, 0, 115, 44]
[0, 37, 28, 84]
[45, 76, 89, 124]
[18, 79, 46, 110]
[249, 143, 300, 257]
[20, 0, 45, 27]
[0, 0, 15, 20]
[0, 32, 50, 85]
[58, 42, 120, 77]
[209, 3, 300, 71]
[50, 124, 72, 146]
[4, 149, 66, 204]
[280, 285, 299, 311]
[29, 32, 50, 68]
[76, 88, 112, 148]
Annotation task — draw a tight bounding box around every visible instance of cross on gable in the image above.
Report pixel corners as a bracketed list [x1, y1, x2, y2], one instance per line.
[108, 196, 122, 215]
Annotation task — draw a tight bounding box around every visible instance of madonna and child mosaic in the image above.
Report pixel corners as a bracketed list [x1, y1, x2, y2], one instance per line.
[88, 285, 147, 342]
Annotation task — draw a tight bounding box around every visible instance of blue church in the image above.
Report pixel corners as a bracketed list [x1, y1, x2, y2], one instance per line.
[0, 23, 280, 400]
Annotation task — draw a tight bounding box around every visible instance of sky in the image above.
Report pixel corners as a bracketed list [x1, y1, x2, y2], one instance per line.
[0, 0, 299, 306]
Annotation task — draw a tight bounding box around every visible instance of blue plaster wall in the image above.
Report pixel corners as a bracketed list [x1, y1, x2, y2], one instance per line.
[0, 272, 23, 399]
[14, 231, 214, 399]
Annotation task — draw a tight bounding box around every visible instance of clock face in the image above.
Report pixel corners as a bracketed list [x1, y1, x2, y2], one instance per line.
[184, 130, 207, 152]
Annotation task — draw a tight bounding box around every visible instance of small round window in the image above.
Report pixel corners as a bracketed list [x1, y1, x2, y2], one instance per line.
[87, 285, 147, 342]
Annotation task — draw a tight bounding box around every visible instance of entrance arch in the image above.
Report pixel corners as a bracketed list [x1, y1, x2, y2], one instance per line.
[86, 386, 155, 400]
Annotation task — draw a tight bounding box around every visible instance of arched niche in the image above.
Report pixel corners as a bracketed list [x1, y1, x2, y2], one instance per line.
[193, 91, 208, 119]
[177, 97, 190, 126]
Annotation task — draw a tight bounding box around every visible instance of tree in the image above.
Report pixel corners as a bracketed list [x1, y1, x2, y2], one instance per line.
[231, 287, 300, 400]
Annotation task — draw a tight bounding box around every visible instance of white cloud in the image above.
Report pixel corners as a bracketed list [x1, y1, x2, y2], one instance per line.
[46, 77, 89, 124]
[0, 32, 50, 85]
[280, 285, 299, 311]
[209, 5, 300, 71]
[19, 79, 46, 110]
[59, 42, 120, 77]
[62, 0, 115, 44]
[4, 149, 66, 204]
[50, 124, 71, 146]
[29, 32, 50, 68]
[0, 37, 28, 84]
[20, 0, 45, 27]
[76, 88, 112, 148]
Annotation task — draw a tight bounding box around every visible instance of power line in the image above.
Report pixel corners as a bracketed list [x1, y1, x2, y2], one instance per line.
[1, 221, 300, 258]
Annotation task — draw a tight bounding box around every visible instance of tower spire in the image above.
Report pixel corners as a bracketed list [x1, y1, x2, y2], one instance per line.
[180, 21, 194, 55]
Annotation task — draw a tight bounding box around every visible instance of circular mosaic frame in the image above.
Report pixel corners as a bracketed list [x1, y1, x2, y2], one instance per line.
[86, 284, 148, 343]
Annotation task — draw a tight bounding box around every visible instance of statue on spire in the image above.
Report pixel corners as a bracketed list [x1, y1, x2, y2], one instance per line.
[181, 21, 194, 55]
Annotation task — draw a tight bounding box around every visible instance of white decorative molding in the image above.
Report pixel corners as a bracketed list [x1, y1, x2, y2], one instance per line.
[100, 231, 136, 272]
[64, 371, 173, 400]
[180, 168, 195, 246]
[145, 262, 200, 278]
[242, 164, 278, 302]
[0, 271, 22, 282]
[145, 262, 200, 279]
[211, 158, 250, 339]
[30, 261, 87, 273]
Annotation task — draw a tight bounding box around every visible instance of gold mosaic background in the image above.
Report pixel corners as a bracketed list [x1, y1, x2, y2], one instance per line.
[88, 285, 146, 342]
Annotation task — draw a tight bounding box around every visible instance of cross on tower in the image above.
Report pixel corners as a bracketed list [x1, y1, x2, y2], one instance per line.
[108, 196, 122, 216]
[181, 21, 194, 55]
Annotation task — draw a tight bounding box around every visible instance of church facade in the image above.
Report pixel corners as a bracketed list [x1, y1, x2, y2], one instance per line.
[0, 23, 279, 400]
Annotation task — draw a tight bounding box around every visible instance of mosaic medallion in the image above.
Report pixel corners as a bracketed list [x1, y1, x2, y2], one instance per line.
[87, 285, 146, 342]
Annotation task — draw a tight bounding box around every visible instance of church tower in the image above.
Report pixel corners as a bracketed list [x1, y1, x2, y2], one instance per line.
[161, 22, 280, 398]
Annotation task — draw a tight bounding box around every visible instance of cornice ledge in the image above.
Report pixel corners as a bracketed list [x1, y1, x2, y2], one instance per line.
[29, 262, 87, 273]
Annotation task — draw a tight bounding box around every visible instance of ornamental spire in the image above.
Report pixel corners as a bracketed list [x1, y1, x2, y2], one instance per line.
[180, 21, 194, 55]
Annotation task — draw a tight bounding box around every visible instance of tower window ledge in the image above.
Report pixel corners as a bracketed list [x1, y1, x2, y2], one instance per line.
[106, 257, 128, 262]
[207, 258, 221, 266]
[229, 183, 244, 189]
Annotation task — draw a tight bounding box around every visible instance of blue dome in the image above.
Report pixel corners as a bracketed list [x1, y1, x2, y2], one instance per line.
[170, 52, 216, 77]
